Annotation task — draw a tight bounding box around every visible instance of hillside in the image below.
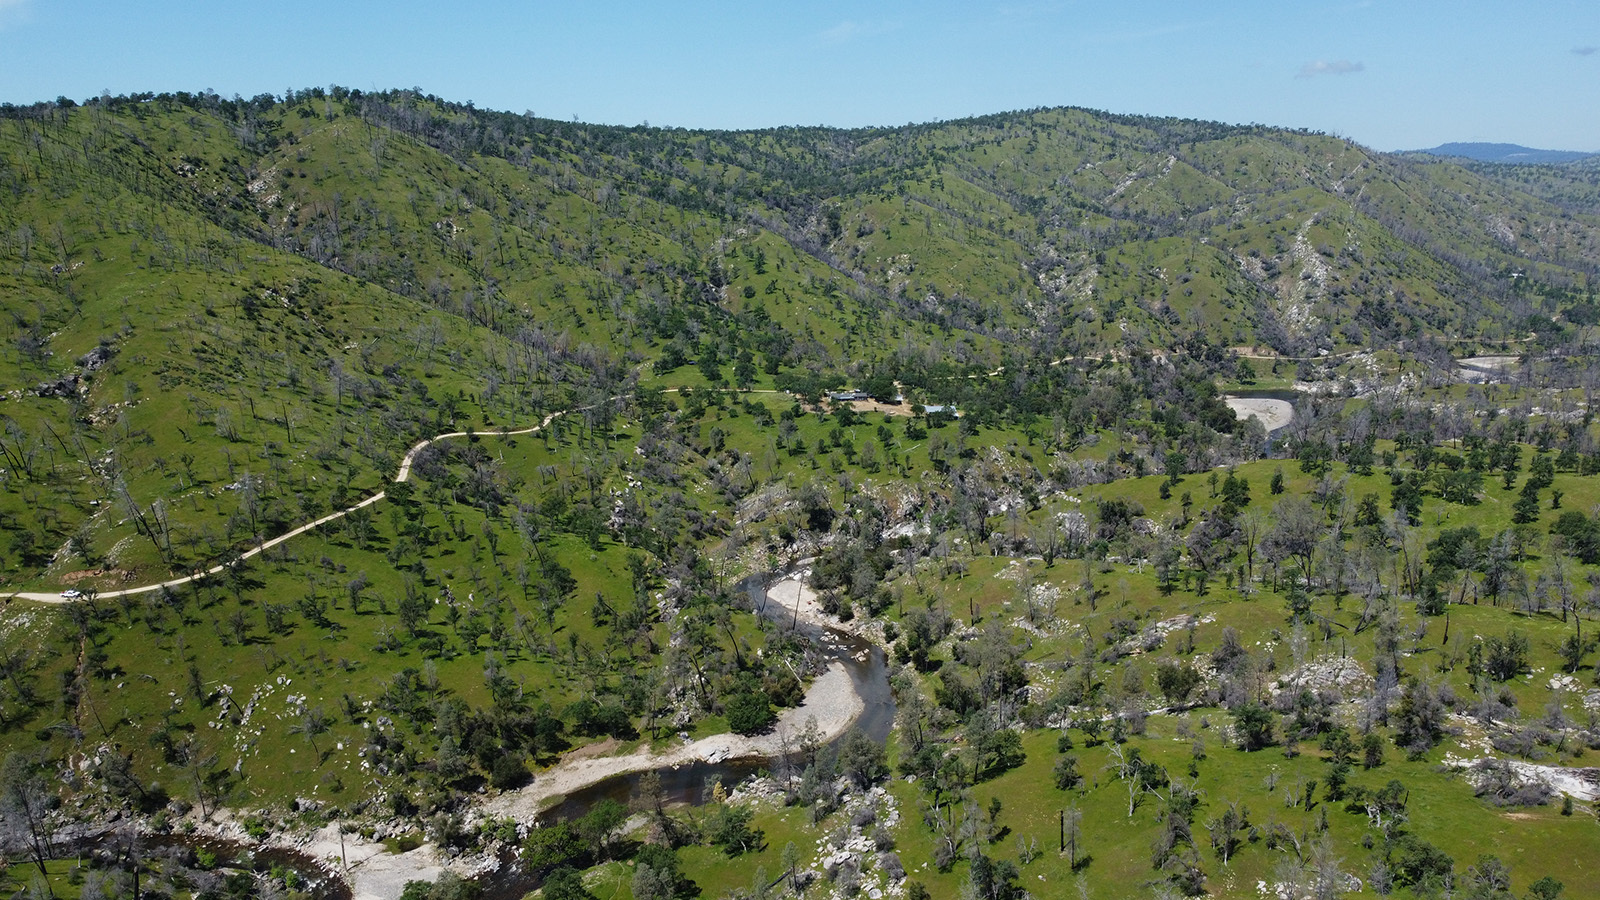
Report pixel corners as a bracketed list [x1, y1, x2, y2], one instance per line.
[2, 90, 1600, 900]
[3, 90, 1599, 592]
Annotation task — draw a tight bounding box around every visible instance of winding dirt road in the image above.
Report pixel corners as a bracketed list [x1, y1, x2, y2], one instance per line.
[2, 392, 884, 899]
[7, 393, 878, 899]
[4, 412, 563, 604]
[5, 388, 794, 604]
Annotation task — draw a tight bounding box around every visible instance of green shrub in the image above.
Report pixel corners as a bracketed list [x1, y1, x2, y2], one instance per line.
[725, 691, 773, 735]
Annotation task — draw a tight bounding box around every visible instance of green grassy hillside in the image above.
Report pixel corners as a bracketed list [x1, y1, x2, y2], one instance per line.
[2, 90, 1597, 593]
[4, 89, 1600, 900]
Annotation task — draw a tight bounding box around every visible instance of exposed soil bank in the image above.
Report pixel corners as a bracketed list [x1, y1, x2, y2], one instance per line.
[1225, 396, 1295, 432]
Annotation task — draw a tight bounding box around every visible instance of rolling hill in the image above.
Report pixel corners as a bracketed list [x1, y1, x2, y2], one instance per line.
[2, 88, 1597, 591]
[4, 89, 1600, 900]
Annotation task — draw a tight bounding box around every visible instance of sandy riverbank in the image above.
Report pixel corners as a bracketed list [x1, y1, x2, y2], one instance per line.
[1225, 396, 1294, 432]
[291, 578, 866, 899]
[1456, 355, 1520, 384]
[308, 824, 445, 900]
[481, 579, 861, 819]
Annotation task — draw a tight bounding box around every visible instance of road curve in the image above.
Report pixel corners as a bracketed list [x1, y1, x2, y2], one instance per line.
[4, 389, 796, 606]
[5, 411, 567, 605]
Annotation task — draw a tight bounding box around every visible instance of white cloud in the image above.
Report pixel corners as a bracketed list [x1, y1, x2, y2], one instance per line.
[818, 19, 898, 44]
[819, 20, 860, 42]
[1298, 59, 1365, 78]
[995, 2, 1068, 19]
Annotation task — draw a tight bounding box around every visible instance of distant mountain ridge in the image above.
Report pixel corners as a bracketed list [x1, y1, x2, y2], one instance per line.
[1416, 142, 1597, 165]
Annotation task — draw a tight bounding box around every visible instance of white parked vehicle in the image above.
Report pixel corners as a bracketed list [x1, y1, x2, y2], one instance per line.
[60, 588, 82, 599]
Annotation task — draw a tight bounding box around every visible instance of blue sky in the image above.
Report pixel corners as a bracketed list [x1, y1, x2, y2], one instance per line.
[2, 0, 1596, 151]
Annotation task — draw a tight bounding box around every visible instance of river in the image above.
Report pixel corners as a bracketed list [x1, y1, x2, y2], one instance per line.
[38, 574, 894, 900]
[471, 573, 895, 899]
[55, 830, 351, 900]
[539, 614, 895, 822]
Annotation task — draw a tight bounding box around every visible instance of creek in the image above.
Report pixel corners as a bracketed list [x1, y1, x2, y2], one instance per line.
[56, 831, 350, 900]
[473, 574, 896, 899]
[45, 575, 895, 900]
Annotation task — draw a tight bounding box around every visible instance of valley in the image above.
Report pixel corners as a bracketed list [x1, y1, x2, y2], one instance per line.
[2, 90, 1600, 900]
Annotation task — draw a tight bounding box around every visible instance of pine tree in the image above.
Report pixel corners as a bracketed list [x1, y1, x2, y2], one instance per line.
[1512, 482, 1542, 525]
